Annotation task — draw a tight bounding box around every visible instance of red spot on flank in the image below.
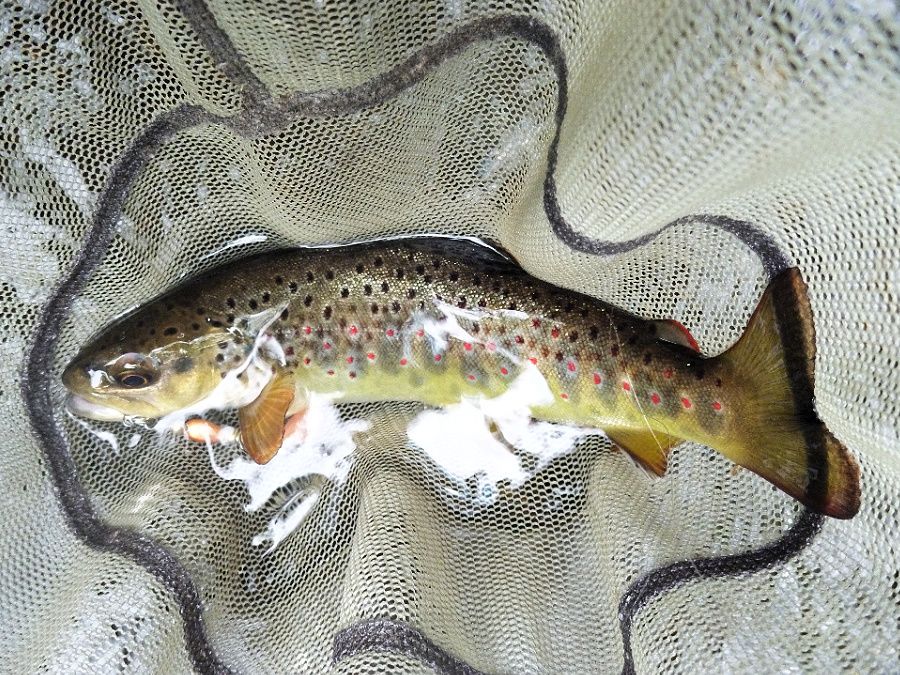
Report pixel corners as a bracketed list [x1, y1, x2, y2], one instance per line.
[416, 330, 424, 337]
[561, 393, 569, 400]
[304, 326, 311, 334]
[551, 328, 560, 338]
[515, 335, 524, 344]
[664, 369, 672, 378]
[567, 362, 576, 372]
[532, 318, 541, 328]
[529, 357, 538, 364]
[682, 397, 691, 408]
[593, 373, 601, 385]
[464, 343, 472, 350]
[349, 326, 357, 335]
[285, 347, 294, 356]
[488, 343, 496, 351]
[327, 370, 334, 376]
[468, 375, 475, 380]
[347, 356, 353, 364]
[387, 329, 394, 336]
[713, 401, 722, 411]
[400, 359, 407, 365]
[304, 358, 310, 365]
[349, 372, 356, 378]
[323, 342, 331, 350]
[367, 353, 375, 360]
[500, 367, 508, 375]
[651, 393, 661, 405]
[623, 382, 631, 391]
[435, 354, 442, 361]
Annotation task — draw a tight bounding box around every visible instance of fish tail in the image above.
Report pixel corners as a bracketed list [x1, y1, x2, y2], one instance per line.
[715, 268, 860, 518]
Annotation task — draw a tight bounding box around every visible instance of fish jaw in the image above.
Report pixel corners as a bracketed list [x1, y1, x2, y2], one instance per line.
[65, 393, 127, 422]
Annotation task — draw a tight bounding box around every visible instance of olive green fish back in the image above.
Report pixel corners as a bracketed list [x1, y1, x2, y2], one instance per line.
[2, 1, 899, 674]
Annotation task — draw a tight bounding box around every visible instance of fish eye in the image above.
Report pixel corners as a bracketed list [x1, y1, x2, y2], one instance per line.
[114, 371, 153, 388]
[107, 353, 158, 389]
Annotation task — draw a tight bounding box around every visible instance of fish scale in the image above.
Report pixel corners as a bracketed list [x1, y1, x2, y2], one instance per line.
[63, 237, 860, 519]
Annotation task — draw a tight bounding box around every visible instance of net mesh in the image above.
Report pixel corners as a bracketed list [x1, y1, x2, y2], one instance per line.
[2, 0, 899, 672]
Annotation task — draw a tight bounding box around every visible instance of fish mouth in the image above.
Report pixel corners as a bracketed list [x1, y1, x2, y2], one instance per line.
[65, 394, 126, 422]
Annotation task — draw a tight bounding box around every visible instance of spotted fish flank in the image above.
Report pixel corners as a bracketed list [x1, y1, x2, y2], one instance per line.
[62, 237, 860, 519]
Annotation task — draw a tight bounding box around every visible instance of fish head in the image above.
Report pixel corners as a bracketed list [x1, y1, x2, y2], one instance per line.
[63, 318, 239, 422]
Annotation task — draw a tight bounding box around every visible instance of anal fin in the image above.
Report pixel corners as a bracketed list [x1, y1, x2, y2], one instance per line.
[239, 369, 295, 464]
[606, 428, 683, 477]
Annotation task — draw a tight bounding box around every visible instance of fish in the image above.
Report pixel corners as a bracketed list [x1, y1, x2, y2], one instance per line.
[63, 237, 860, 519]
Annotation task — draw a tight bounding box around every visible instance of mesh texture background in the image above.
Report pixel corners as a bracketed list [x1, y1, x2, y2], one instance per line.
[1, 0, 899, 673]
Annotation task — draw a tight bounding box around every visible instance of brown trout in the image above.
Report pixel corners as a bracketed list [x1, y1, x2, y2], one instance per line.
[63, 237, 860, 518]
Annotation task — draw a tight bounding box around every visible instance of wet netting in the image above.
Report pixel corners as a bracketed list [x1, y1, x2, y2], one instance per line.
[2, 1, 899, 673]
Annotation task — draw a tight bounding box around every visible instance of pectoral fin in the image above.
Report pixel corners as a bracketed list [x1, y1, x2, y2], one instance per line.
[606, 428, 683, 477]
[239, 369, 295, 464]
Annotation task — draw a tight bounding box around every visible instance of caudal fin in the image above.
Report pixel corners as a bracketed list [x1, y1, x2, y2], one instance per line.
[717, 268, 860, 519]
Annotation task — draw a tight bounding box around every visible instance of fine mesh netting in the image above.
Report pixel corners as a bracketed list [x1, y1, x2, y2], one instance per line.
[2, 1, 900, 673]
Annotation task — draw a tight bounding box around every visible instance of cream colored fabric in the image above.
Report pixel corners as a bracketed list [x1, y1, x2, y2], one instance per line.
[2, 1, 898, 673]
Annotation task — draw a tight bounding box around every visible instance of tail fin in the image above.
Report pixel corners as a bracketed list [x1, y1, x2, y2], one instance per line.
[717, 268, 860, 519]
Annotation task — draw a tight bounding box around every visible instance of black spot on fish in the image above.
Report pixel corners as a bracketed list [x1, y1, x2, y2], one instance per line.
[249, 299, 258, 310]
[392, 301, 401, 313]
[149, 328, 155, 335]
[275, 276, 283, 285]
[627, 334, 638, 345]
[164, 327, 177, 336]
[515, 335, 524, 344]
[610, 344, 619, 357]
[478, 298, 487, 308]
[338, 317, 346, 329]
[589, 326, 599, 340]
[694, 367, 705, 381]
[374, 257, 383, 267]
[371, 303, 379, 314]
[196, 307, 206, 315]
[715, 377, 722, 387]
[432, 259, 440, 269]
[325, 270, 334, 280]
[472, 323, 480, 334]
[396, 269, 404, 280]
[216, 354, 224, 363]
[307, 271, 314, 282]
[262, 292, 270, 303]
[289, 282, 298, 292]
[473, 275, 481, 286]
[210, 320, 224, 328]
[416, 264, 425, 275]
[364, 284, 373, 296]
[492, 282, 501, 292]
[218, 341, 228, 349]
[555, 351, 564, 361]
[381, 282, 389, 293]
[304, 295, 313, 307]
[643, 352, 652, 365]
[449, 271, 459, 282]
[280, 309, 289, 320]
[508, 302, 518, 310]
[174, 356, 194, 373]
[423, 275, 432, 283]
[227, 314, 235, 324]
[356, 264, 364, 273]
[418, 301, 425, 311]
[407, 289, 416, 299]
[341, 288, 349, 298]
[458, 296, 467, 308]
[541, 346, 550, 358]
[530, 292, 540, 301]
[323, 306, 332, 320]
[192, 323, 200, 331]
[568, 331, 578, 342]
[565, 302, 574, 312]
